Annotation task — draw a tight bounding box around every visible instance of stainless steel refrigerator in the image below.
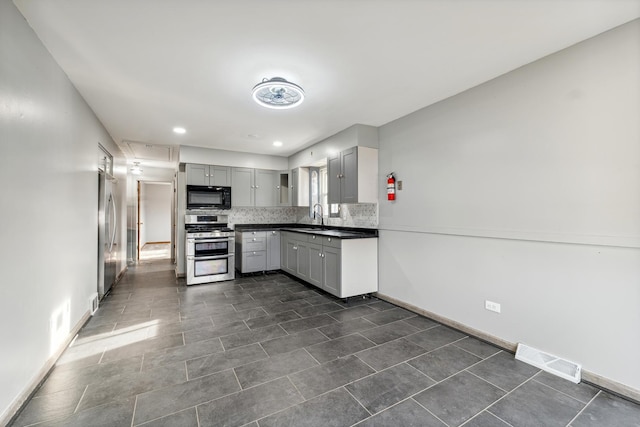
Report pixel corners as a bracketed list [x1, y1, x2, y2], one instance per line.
[98, 171, 117, 298]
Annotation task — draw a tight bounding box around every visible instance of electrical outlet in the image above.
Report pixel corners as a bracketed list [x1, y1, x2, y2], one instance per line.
[485, 300, 501, 313]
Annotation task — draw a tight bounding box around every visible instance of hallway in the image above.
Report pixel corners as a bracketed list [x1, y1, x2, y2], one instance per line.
[9, 260, 640, 426]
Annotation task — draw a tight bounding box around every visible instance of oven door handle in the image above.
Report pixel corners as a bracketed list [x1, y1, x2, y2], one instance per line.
[192, 254, 234, 261]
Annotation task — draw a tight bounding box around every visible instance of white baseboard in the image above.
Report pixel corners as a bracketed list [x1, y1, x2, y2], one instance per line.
[376, 292, 640, 404]
[0, 310, 91, 426]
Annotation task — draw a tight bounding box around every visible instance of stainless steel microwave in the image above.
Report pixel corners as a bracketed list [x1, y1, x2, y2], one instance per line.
[186, 185, 231, 209]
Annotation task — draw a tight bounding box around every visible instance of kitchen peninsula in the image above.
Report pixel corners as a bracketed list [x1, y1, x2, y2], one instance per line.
[235, 224, 378, 299]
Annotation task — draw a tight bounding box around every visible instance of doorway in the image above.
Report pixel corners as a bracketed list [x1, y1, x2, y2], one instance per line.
[137, 181, 172, 261]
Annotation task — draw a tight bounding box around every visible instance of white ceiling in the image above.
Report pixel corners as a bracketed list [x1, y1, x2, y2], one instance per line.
[14, 0, 640, 168]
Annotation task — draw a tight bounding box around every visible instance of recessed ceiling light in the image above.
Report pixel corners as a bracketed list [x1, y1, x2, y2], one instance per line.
[173, 127, 186, 134]
[273, 141, 283, 147]
[252, 77, 305, 109]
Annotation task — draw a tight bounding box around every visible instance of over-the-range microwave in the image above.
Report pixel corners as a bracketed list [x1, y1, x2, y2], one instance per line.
[186, 185, 231, 210]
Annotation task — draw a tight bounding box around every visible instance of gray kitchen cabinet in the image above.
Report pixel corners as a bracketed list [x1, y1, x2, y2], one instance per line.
[231, 167, 253, 206]
[266, 230, 281, 270]
[232, 168, 277, 207]
[236, 230, 280, 274]
[291, 167, 309, 207]
[295, 240, 310, 281]
[186, 164, 231, 186]
[280, 231, 377, 298]
[255, 169, 277, 206]
[235, 231, 266, 273]
[307, 240, 323, 288]
[327, 146, 378, 204]
[283, 234, 297, 275]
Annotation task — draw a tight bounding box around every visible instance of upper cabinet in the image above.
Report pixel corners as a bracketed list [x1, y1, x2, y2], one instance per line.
[231, 167, 277, 207]
[277, 171, 291, 206]
[186, 164, 231, 186]
[291, 167, 309, 207]
[328, 146, 378, 204]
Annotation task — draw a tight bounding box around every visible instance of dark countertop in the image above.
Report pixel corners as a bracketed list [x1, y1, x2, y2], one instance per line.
[234, 223, 378, 239]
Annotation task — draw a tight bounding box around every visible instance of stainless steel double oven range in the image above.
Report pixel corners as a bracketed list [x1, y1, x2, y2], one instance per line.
[185, 215, 235, 285]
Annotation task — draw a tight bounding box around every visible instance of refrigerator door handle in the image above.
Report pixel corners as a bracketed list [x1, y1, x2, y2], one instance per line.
[109, 193, 117, 252]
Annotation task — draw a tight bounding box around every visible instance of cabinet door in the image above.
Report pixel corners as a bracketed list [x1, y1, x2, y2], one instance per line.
[255, 169, 276, 207]
[291, 168, 299, 207]
[340, 147, 358, 203]
[243, 251, 266, 273]
[231, 167, 254, 206]
[307, 241, 323, 288]
[186, 164, 209, 186]
[323, 246, 342, 297]
[267, 231, 281, 270]
[327, 153, 341, 204]
[296, 241, 310, 280]
[291, 168, 309, 207]
[284, 237, 298, 275]
[210, 166, 231, 186]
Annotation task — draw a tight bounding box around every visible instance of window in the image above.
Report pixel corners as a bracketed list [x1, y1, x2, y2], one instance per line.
[309, 166, 330, 221]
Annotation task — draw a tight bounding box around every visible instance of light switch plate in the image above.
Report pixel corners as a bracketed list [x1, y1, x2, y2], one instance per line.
[397, 180, 403, 190]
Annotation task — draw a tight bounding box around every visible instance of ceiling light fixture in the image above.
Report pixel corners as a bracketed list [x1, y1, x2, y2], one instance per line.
[252, 77, 305, 109]
[273, 141, 283, 147]
[130, 162, 143, 175]
[173, 127, 186, 134]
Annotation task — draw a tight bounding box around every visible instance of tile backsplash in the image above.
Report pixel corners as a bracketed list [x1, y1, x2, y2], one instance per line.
[187, 203, 378, 229]
[296, 203, 378, 228]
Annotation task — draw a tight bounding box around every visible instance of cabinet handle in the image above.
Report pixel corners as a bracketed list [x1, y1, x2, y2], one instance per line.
[252, 238, 256, 241]
[318, 252, 322, 257]
[293, 246, 298, 250]
[312, 235, 316, 239]
[328, 238, 332, 242]
[277, 185, 280, 189]
[253, 251, 256, 255]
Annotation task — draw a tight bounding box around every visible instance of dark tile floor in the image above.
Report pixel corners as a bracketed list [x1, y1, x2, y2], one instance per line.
[10, 260, 640, 426]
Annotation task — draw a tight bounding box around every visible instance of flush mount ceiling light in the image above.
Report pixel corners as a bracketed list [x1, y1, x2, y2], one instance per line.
[130, 162, 143, 175]
[252, 77, 305, 109]
[273, 141, 283, 147]
[173, 127, 186, 134]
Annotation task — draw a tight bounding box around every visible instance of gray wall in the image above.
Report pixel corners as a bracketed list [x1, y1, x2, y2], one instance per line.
[378, 19, 640, 393]
[0, 1, 126, 419]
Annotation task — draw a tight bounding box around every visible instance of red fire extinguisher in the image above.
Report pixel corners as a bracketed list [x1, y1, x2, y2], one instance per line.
[387, 173, 396, 201]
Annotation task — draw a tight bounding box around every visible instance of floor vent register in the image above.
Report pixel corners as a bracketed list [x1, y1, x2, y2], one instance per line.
[515, 343, 582, 384]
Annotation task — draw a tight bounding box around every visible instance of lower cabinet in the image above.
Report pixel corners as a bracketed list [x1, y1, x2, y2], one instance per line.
[236, 230, 280, 273]
[281, 231, 377, 298]
[266, 230, 281, 270]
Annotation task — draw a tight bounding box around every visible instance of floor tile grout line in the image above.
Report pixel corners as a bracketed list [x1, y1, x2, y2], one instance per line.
[566, 390, 601, 426]
[530, 376, 595, 406]
[475, 375, 540, 422]
[343, 386, 373, 417]
[411, 395, 453, 427]
[451, 340, 501, 360]
[71, 385, 89, 415]
[130, 395, 138, 427]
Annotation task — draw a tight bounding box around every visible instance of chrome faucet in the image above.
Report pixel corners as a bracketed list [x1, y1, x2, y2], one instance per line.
[313, 203, 324, 227]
